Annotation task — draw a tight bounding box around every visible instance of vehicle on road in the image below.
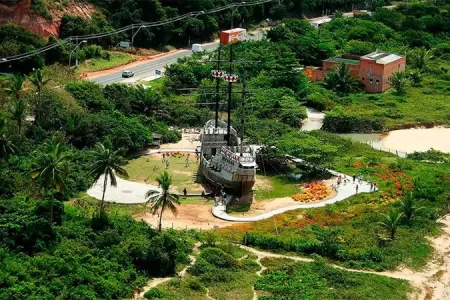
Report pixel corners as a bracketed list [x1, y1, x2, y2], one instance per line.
[220, 28, 247, 44]
[122, 70, 134, 78]
[192, 44, 205, 53]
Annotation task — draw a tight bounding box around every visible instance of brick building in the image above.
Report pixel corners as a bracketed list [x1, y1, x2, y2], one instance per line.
[308, 51, 406, 93]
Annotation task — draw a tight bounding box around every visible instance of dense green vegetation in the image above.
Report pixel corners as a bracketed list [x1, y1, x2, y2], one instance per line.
[256, 258, 411, 299]
[0, 197, 194, 299]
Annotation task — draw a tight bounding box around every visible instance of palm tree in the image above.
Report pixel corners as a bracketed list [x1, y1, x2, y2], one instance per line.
[400, 191, 424, 222]
[133, 85, 163, 117]
[323, 63, 360, 95]
[407, 48, 435, 72]
[89, 143, 128, 215]
[408, 69, 423, 87]
[145, 171, 180, 231]
[388, 71, 408, 95]
[0, 118, 18, 160]
[378, 209, 403, 239]
[29, 69, 50, 122]
[8, 98, 28, 134]
[31, 138, 70, 222]
[4, 73, 27, 101]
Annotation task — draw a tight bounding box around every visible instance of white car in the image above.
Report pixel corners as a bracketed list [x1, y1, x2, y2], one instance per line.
[192, 44, 205, 53]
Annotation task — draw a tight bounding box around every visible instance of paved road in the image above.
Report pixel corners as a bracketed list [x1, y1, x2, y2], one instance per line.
[89, 31, 265, 86]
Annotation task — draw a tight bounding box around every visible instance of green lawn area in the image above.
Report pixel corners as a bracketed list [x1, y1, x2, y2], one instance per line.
[256, 258, 411, 299]
[124, 153, 204, 195]
[340, 61, 450, 129]
[77, 51, 137, 73]
[138, 77, 165, 89]
[254, 173, 302, 201]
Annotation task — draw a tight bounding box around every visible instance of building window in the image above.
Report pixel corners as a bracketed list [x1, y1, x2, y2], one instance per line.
[398, 64, 400, 68]
[369, 79, 373, 85]
[376, 80, 379, 85]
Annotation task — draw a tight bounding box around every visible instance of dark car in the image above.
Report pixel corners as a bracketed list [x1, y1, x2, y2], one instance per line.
[122, 70, 134, 78]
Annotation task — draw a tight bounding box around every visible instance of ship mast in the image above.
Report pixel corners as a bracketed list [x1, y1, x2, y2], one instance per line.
[240, 50, 247, 156]
[227, 45, 233, 146]
[214, 46, 221, 128]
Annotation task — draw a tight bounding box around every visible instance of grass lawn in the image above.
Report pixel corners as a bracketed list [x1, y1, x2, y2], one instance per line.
[254, 173, 302, 201]
[77, 51, 137, 73]
[139, 77, 165, 90]
[124, 153, 204, 195]
[339, 61, 450, 129]
[256, 257, 411, 299]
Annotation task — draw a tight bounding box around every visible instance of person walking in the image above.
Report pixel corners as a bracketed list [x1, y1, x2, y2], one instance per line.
[162, 153, 166, 162]
[185, 154, 190, 167]
[343, 175, 348, 185]
[352, 174, 356, 184]
[355, 184, 359, 194]
[369, 182, 373, 191]
[165, 159, 169, 169]
[183, 187, 187, 197]
[373, 183, 378, 192]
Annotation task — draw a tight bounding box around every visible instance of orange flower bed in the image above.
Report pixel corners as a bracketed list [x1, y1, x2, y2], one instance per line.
[292, 182, 331, 202]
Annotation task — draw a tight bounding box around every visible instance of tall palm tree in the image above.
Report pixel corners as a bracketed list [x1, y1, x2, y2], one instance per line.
[0, 118, 18, 160]
[145, 171, 180, 232]
[29, 69, 50, 122]
[8, 98, 28, 134]
[407, 48, 435, 72]
[378, 209, 403, 239]
[323, 63, 360, 95]
[89, 142, 128, 215]
[133, 85, 163, 117]
[4, 73, 27, 101]
[400, 191, 424, 222]
[31, 138, 70, 222]
[389, 71, 408, 95]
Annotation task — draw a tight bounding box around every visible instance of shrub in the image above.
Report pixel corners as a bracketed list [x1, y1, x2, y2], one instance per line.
[186, 278, 206, 291]
[322, 113, 384, 133]
[199, 247, 238, 269]
[144, 288, 164, 299]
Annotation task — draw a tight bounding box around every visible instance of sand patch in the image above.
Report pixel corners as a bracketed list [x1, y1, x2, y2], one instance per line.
[381, 127, 450, 154]
[136, 201, 239, 230]
[254, 177, 273, 190]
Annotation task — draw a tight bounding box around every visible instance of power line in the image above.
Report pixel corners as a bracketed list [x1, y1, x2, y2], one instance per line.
[0, 0, 276, 64]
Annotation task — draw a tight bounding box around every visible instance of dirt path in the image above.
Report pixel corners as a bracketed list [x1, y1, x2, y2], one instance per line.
[137, 242, 201, 298]
[240, 214, 450, 300]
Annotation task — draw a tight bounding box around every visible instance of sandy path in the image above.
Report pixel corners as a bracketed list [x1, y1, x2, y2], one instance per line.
[241, 214, 450, 300]
[137, 242, 201, 298]
[381, 127, 450, 154]
[136, 202, 240, 230]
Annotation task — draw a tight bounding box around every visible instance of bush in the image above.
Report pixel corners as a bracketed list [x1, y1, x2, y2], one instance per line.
[322, 113, 384, 133]
[199, 247, 239, 269]
[186, 278, 206, 291]
[144, 288, 165, 299]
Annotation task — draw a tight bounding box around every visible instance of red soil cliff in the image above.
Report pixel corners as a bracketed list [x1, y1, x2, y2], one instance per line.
[0, 0, 96, 38]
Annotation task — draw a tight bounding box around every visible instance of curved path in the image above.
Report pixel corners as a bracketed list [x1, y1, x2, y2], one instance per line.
[301, 107, 325, 131]
[212, 169, 372, 222]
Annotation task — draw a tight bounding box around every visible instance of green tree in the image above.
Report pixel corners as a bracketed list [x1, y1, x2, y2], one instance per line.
[378, 209, 403, 239]
[407, 48, 435, 72]
[400, 191, 424, 222]
[323, 63, 360, 95]
[388, 71, 408, 95]
[145, 171, 180, 232]
[31, 138, 70, 222]
[29, 68, 50, 122]
[0, 118, 17, 159]
[8, 98, 28, 134]
[132, 85, 162, 117]
[4, 73, 27, 101]
[88, 142, 128, 215]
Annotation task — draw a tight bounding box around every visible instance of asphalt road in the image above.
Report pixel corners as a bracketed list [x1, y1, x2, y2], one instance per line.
[88, 31, 265, 86]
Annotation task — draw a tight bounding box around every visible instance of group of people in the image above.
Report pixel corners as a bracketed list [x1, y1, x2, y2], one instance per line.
[161, 153, 199, 169]
[214, 187, 227, 206]
[332, 174, 378, 195]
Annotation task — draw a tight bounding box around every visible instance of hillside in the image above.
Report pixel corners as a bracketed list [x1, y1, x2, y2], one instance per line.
[0, 0, 96, 37]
